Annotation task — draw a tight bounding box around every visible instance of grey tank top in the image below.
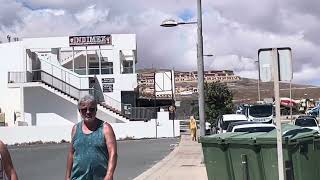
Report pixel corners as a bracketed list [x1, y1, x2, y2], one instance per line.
[71, 120, 109, 180]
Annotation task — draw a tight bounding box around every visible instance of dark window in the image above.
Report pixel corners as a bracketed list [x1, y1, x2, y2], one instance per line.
[295, 118, 317, 127]
[234, 127, 275, 133]
[249, 105, 273, 117]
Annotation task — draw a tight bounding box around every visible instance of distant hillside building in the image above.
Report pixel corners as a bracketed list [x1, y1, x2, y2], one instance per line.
[137, 69, 240, 98]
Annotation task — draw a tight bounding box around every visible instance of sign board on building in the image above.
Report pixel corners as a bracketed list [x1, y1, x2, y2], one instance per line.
[103, 84, 113, 92]
[69, 35, 112, 46]
[102, 78, 115, 83]
[155, 70, 175, 98]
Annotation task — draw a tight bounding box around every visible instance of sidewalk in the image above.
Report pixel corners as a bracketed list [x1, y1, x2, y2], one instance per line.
[134, 134, 208, 180]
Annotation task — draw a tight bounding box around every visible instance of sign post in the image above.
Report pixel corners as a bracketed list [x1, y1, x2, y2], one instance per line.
[272, 48, 284, 180]
[258, 47, 292, 180]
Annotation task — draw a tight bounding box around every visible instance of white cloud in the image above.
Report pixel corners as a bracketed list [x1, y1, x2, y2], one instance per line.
[1, 0, 320, 85]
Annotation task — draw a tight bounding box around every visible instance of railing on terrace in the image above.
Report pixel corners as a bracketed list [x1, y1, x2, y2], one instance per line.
[68, 67, 113, 75]
[8, 70, 94, 100]
[39, 58, 90, 89]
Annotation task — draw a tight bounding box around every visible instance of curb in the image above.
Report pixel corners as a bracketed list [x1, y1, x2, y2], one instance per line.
[133, 138, 182, 180]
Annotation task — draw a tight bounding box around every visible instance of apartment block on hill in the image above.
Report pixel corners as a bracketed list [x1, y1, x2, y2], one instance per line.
[137, 69, 241, 98]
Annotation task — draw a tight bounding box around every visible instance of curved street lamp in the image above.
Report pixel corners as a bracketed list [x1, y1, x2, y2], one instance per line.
[160, 0, 206, 136]
[160, 19, 197, 27]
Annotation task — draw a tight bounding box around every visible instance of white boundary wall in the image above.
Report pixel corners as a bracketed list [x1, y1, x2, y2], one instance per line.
[0, 112, 180, 145]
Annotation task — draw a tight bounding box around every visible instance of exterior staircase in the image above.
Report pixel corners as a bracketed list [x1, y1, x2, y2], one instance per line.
[8, 58, 156, 122]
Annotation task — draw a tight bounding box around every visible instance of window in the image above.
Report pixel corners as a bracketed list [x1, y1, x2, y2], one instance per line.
[122, 60, 133, 74]
[101, 62, 113, 74]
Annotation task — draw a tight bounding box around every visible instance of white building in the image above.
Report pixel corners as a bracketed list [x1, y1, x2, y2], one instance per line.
[1, 34, 139, 126]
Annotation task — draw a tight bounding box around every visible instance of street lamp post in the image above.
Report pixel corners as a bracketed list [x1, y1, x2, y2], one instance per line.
[161, 0, 206, 136]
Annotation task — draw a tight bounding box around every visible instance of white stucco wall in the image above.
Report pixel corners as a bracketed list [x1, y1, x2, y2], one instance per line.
[24, 87, 79, 126]
[95, 74, 137, 108]
[0, 112, 181, 145]
[0, 42, 25, 126]
[0, 34, 137, 127]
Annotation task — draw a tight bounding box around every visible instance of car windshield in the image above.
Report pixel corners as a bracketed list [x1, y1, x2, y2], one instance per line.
[295, 118, 317, 127]
[249, 105, 272, 117]
[234, 126, 275, 133]
[222, 120, 245, 130]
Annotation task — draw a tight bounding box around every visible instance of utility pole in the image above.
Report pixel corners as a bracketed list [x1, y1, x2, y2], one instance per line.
[197, 0, 205, 136]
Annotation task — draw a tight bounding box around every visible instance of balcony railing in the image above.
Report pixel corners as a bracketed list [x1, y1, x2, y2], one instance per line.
[8, 70, 94, 100]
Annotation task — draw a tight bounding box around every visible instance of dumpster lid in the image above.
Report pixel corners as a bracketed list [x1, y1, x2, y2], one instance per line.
[199, 132, 247, 144]
[200, 124, 320, 145]
[255, 124, 319, 144]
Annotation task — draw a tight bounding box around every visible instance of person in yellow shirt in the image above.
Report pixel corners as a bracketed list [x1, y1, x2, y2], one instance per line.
[189, 116, 197, 141]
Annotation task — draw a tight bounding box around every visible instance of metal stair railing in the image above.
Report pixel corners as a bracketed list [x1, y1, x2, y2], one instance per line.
[39, 58, 90, 90]
[91, 89, 157, 121]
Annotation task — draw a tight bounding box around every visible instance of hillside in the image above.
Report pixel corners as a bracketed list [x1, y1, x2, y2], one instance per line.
[231, 78, 320, 103]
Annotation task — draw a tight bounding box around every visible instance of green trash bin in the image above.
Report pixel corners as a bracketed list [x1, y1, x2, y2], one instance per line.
[255, 124, 320, 180]
[200, 132, 247, 180]
[200, 124, 320, 180]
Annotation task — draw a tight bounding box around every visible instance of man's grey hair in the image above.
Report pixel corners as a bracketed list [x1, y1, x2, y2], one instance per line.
[78, 94, 97, 109]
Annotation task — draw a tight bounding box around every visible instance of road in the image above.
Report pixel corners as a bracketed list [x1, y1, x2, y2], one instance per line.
[9, 138, 179, 180]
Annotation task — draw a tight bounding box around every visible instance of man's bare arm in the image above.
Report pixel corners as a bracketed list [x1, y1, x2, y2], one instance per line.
[103, 123, 117, 180]
[0, 141, 18, 180]
[65, 125, 77, 180]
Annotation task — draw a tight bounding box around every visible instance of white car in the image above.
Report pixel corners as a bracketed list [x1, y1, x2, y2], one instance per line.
[294, 117, 320, 132]
[217, 114, 248, 133]
[229, 123, 276, 133]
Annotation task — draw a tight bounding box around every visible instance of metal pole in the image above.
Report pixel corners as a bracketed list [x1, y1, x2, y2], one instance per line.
[154, 71, 158, 139]
[272, 48, 285, 180]
[72, 47, 75, 72]
[86, 46, 88, 75]
[255, 60, 261, 102]
[258, 79, 261, 101]
[197, 0, 205, 137]
[290, 80, 293, 122]
[171, 70, 175, 137]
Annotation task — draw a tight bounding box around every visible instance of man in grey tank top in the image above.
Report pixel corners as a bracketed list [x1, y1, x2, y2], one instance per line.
[0, 140, 18, 180]
[65, 95, 118, 180]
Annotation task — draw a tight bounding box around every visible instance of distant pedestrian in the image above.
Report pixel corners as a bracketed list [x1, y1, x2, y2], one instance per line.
[65, 95, 117, 180]
[0, 140, 18, 180]
[189, 116, 197, 141]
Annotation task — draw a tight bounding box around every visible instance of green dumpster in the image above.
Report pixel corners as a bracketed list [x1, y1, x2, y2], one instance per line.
[200, 124, 320, 180]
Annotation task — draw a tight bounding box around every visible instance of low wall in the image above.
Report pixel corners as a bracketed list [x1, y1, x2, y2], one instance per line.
[0, 112, 181, 145]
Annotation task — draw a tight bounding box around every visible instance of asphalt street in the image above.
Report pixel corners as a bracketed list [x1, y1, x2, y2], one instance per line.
[8, 137, 179, 180]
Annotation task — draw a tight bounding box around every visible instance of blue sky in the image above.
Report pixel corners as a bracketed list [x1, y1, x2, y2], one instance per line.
[1, 0, 320, 86]
[178, 9, 194, 22]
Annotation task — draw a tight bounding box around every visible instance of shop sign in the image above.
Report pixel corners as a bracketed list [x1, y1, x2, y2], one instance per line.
[103, 84, 113, 92]
[102, 78, 115, 83]
[69, 35, 112, 46]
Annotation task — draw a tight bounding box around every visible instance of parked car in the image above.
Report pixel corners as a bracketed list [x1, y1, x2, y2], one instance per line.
[226, 121, 276, 133]
[306, 106, 320, 117]
[217, 114, 248, 133]
[205, 122, 211, 135]
[294, 117, 320, 132]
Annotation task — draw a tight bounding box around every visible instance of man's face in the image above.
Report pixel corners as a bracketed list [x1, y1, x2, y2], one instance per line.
[79, 100, 97, 122]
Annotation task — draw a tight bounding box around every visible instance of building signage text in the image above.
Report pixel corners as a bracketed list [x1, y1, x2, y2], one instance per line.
[102, 78, 115, 83]
[69, 35, 112, 46]
[103, 84, 113, 92]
